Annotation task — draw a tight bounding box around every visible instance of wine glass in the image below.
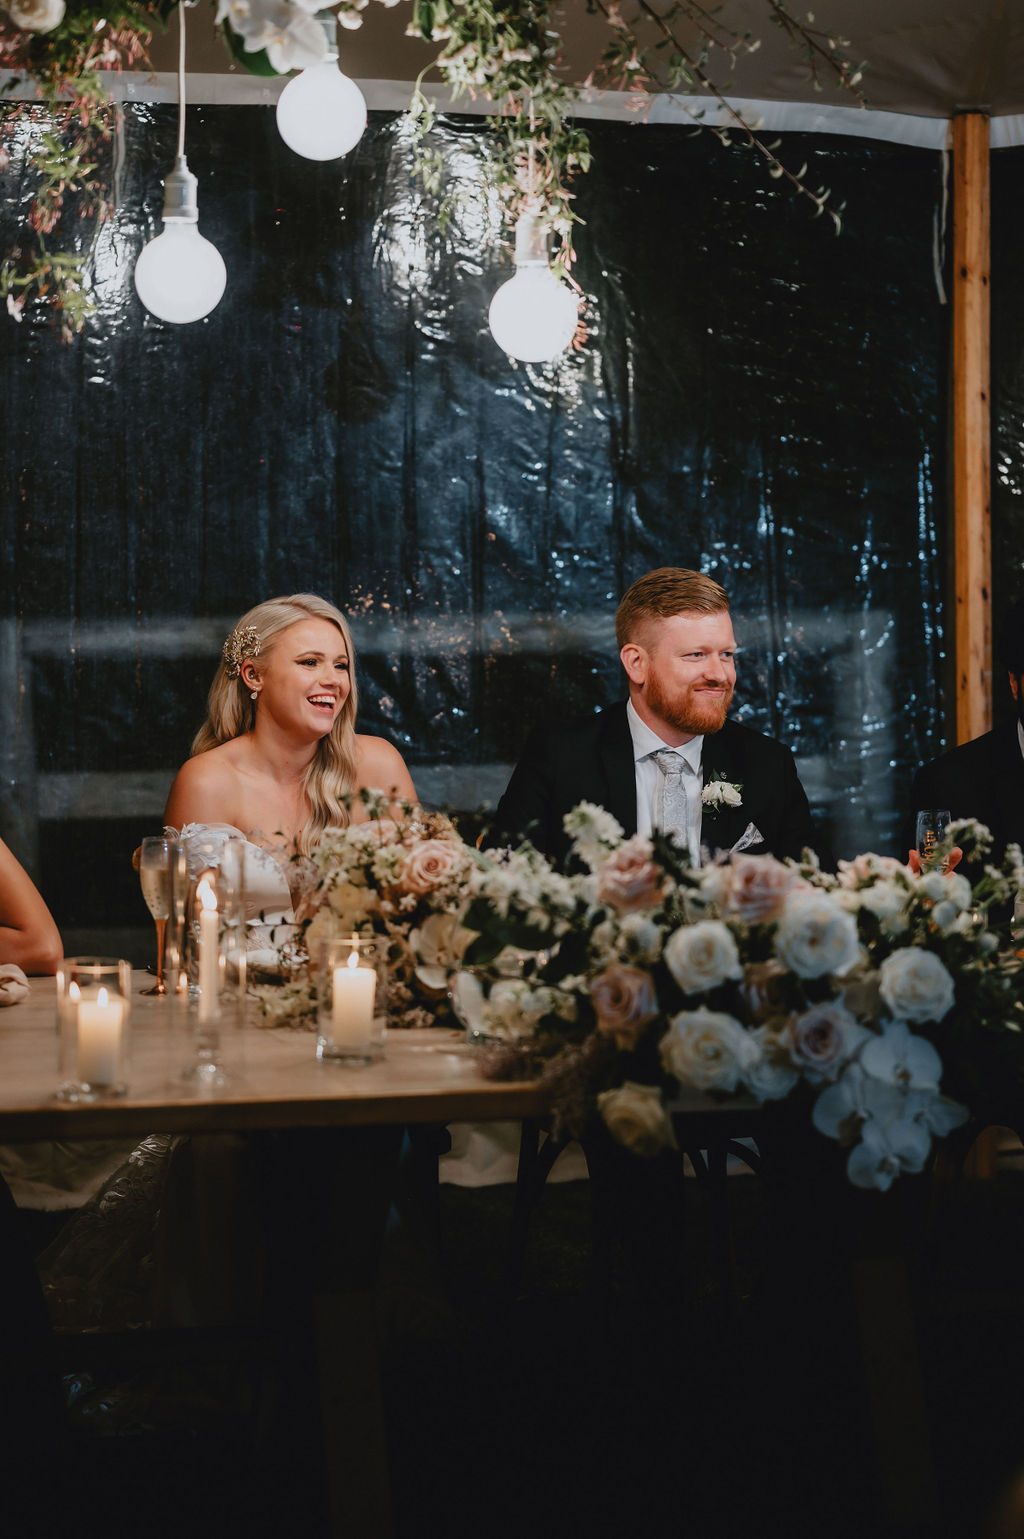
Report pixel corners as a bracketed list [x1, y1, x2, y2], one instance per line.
[915, 808, 951, 870]
[139, 836, 174, 995]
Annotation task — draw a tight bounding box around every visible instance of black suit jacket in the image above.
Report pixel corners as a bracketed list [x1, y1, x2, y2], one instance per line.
[494, 703, 818, 866]
[904, 722, 1024, 864]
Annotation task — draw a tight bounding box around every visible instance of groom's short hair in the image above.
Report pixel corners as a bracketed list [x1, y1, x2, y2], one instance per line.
[615, 567, 730, 649]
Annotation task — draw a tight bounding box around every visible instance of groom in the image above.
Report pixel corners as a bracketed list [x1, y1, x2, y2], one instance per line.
[494, 567, 819, 866]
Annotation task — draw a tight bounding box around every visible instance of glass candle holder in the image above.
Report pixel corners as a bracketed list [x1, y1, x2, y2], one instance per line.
[317, 934, 387, 1064]
[57, 957, 132, 1100]
[184, 851, 247, 1083]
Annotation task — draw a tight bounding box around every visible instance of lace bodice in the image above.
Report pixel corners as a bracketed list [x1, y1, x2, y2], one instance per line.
[173, 823, 304, 960]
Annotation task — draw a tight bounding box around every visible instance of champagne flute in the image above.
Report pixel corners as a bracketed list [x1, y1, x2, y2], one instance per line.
[915, 808, 951, 870]
[139, 836, 174, 995]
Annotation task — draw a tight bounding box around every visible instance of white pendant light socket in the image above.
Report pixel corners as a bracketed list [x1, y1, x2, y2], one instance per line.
[276, 12, 367, 161]
[134, 157, 227, 325]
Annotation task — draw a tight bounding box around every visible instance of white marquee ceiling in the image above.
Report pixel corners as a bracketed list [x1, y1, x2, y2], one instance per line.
[141, 0, 1024, 121]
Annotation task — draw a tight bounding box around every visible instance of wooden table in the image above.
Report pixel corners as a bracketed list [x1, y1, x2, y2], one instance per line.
[0, 971, 549, 1539]
[0, 973, 548, 1138]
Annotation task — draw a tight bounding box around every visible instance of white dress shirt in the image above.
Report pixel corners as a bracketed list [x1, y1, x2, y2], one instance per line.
[626, 699, 704, 865]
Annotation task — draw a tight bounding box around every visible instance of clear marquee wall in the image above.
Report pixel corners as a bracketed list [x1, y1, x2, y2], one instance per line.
[4, 100, 1005, 952]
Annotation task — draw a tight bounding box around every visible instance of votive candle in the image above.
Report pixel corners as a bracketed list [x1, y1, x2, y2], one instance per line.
[331, 950, 376, 1049]
[77, 987, 125, 1086]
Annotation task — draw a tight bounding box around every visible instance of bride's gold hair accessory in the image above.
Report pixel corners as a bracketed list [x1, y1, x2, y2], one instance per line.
[222, 625, 262, 678]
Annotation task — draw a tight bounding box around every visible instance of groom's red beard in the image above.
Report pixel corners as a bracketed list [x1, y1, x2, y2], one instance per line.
[644, 671, 734, 737]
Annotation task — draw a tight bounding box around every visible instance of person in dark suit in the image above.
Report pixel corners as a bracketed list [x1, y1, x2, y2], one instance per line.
[494, 567, 819, 865]
[905, 599, 1024, 866]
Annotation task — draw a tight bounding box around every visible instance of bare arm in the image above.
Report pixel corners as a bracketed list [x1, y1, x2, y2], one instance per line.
[0, 837, 62, 975]
[354, 736, 418, 809]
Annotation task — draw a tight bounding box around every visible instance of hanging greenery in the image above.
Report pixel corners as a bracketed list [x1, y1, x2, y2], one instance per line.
[0, 0, 865, 332]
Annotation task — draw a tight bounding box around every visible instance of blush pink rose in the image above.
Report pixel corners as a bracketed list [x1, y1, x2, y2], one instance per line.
[596, 837, 667, 914]
[399, 838, 463, 896]
[787, 1003, 868, 1081]
[726, 854, 804, 925]
[590, 963, 660, 1049]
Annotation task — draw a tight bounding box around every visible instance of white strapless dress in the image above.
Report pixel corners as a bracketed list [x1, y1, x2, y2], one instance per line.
[177, 822, 310, 971]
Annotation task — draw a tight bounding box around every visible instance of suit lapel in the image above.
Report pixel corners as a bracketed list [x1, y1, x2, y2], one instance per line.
[987, 721, 1024, 848]
[599, 704, 640, 836]
[700, 722, 749, 853]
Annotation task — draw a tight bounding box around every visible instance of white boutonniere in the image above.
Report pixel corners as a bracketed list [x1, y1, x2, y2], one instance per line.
[701, 774, 743, 812]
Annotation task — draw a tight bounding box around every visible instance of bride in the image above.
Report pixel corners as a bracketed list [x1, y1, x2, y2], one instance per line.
[165, 592, 417, 949]
[37, 596, 419, 1332]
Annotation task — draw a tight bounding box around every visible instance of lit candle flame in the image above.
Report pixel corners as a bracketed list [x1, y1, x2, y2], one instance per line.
[197, 877, 218, 912]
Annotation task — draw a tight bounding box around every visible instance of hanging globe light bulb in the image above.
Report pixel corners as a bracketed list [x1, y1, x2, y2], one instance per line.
[133, 4, 226, 325]
[488, 212, 579, 364]
[276, 12, 367, 161]
[134, 158, 227, 324]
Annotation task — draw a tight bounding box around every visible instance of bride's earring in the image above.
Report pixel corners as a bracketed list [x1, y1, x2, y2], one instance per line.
[250, 690, 258, 702]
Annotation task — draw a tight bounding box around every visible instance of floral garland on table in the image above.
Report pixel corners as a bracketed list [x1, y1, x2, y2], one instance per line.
[1, 0, 866, 330]
[450, 808, 1024, 1191]
[257, 788, 582, 1029]
[255, 790, 1024, 1191]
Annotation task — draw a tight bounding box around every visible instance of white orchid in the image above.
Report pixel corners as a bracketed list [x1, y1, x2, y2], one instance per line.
[845, 1115, 932, 1191]
[860, 1021, 942, 1092]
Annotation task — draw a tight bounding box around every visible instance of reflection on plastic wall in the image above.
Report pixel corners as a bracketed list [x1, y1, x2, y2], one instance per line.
[0, 105, 946, 929]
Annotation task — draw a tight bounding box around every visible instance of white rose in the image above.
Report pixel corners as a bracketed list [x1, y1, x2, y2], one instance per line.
[878, 948, 955, 1025]
[327, 878, 372, 929]
[663, 921, 743, 995]
[597, 1082, 676, 1156]
[774, 891, 860, 979]
[741, 1027, 801, 1100]
[659, 1009, 756, 1094]
[7, 0, 65, 32]
[855, 880, 910, 935]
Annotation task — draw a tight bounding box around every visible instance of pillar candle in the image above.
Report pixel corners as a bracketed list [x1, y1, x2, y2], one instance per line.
[77, 987, 125, 1086]
[197, 878, 220, 1024]
[331, 951, 376, 1048]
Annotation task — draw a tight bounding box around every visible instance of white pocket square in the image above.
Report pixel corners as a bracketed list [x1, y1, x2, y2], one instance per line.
[731, 822, 766, 853]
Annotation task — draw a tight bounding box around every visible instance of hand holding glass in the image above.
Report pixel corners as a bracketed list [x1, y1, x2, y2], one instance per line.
[915, 809, 951, 870]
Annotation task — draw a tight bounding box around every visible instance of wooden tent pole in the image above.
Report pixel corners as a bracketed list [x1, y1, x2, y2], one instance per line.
[952, 111, 992, 745]
[952, 113, 998, 1182]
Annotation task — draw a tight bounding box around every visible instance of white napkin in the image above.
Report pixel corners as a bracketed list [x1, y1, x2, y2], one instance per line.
[731, 822, 766, 853]
[0, 964, 30, 1005]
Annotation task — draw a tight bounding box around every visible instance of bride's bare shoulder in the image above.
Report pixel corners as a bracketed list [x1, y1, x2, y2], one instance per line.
[353, 733, 417, 802]
[164, 741, 247, 826]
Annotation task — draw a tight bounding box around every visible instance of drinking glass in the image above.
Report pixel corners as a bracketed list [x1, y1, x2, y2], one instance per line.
[56, 956, 132, 1100]
[915, 809, 951, 869]
[139, 835, 174, 995]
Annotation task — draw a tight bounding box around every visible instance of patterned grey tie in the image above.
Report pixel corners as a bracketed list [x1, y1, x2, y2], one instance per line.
[651, 749, 692, 850]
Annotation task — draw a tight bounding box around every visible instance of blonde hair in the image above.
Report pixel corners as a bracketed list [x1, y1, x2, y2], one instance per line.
[193, 594, 359, 853]
[615, 567, 729, 649]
